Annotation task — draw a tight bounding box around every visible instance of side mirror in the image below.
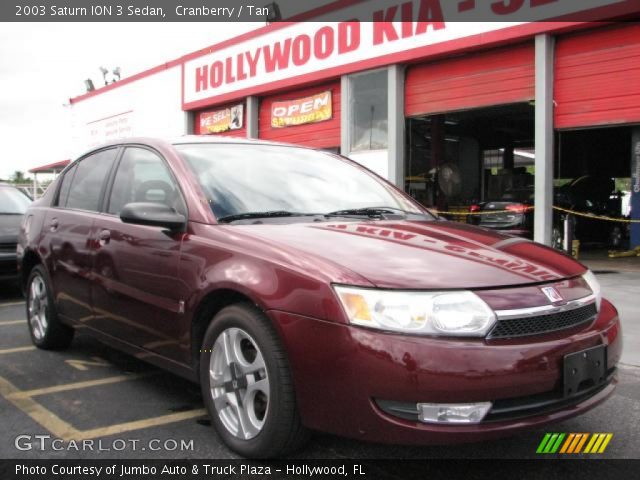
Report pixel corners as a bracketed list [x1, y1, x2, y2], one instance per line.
[120, 202, 186, 231]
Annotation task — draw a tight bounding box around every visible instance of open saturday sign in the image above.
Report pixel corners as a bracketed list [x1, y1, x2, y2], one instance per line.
[271, 91, 332, 128]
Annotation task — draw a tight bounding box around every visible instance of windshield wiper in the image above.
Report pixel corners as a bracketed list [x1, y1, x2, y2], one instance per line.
[217, 211, 318, 223]
[324, 206, 413, 218]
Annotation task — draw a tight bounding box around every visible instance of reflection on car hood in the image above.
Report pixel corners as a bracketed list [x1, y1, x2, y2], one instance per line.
[0, 214, 22, 244]
[232, 220, 585, 289]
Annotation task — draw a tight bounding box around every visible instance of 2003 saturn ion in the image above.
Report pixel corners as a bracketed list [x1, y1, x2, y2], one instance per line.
[18, 137, 621, 458]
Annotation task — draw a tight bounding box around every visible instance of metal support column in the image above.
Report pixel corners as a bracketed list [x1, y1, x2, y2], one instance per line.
[388, 65, 405, 188]
[184, 110, 195, 135]
[340, 75, 350, 156]
[534, 34, 555, 246]
[246, 96, 259, 139]
[631, 127, 640, 249]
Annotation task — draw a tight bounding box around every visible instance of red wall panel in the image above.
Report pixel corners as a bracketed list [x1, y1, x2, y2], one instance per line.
[555, 24, 640, 129]
[259, 82, 341, 148]
[195, 102, 247, 138]
[405, 43, 535, 117]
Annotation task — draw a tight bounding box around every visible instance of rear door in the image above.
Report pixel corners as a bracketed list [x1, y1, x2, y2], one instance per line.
[45, 148, 118, 323]
[90, 146, 187, 361]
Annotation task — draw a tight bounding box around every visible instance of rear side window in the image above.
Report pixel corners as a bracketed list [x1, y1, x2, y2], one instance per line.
[56, 164, 77, 207]
[64, 149, 117, 211]
[107, 147, 185, 216]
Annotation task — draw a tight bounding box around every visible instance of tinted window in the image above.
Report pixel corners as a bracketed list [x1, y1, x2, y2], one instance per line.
[65, 149, 117, 211]
[0, 187, 32, 214]
[107, 147, 185, 215]
[56, 164, 77, 207]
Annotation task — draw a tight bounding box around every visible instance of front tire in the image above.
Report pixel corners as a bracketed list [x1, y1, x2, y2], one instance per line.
[199, 304, 309, 458]
[26, 265, 74, 349]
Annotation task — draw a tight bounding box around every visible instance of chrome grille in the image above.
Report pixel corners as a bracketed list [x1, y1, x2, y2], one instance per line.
[487, 303, 597, 339]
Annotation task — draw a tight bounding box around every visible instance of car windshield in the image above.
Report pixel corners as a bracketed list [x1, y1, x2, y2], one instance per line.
[0, 187, 32, 214]
[176, 143, 428, 221]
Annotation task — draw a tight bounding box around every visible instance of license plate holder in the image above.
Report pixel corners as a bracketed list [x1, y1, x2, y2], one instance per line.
[563, 345, 606, 397]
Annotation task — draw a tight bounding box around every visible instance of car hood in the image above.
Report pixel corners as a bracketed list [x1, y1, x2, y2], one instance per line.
[0, 214, 22, 244]
[231, 220, 585, 289]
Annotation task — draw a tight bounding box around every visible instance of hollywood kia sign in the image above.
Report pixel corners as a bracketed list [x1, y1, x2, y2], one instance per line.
[182, 0, 630, 109]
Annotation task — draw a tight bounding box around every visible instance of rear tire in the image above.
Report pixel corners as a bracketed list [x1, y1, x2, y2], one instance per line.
[26, 265, 74, 349]
[199, 303, 309, 458]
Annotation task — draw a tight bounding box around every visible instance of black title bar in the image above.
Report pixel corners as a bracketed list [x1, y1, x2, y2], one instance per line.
[2, 459, 640, 480]
[2, 0, 639, 22]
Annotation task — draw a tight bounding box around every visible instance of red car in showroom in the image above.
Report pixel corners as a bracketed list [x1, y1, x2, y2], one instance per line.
[18, 137, 621, 458]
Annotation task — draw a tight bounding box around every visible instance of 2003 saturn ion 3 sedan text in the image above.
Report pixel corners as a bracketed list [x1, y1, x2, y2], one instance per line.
[18, 136, 622, 458]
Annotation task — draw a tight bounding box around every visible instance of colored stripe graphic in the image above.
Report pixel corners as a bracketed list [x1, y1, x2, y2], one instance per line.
[550, 433, 565, 453]
[574, 433, 589, 453]
[584, 434, 599, 453]
[536, 433, 552, 453]
[544, 433, 559, 453]
[538, 433, 613, 454]
[567, 434, 582, 453]
[559, 433, 575, 453]
[536, 433, 565, 453]
[585, 433, 613, 454]
[598, 434, 613, 453]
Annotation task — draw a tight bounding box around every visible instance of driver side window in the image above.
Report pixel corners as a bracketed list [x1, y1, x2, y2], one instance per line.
[107, 147, 185, 216]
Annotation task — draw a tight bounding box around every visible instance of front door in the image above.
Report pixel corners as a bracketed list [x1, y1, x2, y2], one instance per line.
[90, 146, 187, 361]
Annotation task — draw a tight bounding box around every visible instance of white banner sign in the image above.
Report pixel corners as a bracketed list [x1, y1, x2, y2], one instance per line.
[183, 0, 627, 107]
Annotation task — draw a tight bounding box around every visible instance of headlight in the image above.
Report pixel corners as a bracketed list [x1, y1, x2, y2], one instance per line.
[582, 270, 602, 311]
[333, 286, 496, 337]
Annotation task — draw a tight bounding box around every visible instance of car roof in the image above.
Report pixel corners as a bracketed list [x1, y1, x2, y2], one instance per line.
[70, 136, 322, 167]
[170, 135, 312, 149]
[87, 135, 313, 151]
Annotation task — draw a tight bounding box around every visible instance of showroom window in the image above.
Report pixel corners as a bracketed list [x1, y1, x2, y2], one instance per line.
[62, 149, 117, 211]
[349, 69, 388, 151]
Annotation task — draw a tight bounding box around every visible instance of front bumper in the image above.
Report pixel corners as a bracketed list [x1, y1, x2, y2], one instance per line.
[269, 299, 621, 444]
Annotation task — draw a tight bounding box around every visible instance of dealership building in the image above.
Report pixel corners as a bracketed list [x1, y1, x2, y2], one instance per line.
[68, 0, 640, 249]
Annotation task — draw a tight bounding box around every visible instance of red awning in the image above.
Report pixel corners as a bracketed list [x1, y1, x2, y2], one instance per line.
[29, 160, 71, 174]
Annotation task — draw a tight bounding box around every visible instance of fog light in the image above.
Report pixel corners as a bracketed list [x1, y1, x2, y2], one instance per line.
[418, 402, 492, 424]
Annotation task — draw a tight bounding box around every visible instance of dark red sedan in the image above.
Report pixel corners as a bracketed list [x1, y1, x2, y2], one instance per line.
[17, 137, 621, 458]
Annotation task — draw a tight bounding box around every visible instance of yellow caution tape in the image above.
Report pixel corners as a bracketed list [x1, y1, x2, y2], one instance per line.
[551, 206, 640, 224]
[428, 205, 640, 223]
[608, 246, 640, 258]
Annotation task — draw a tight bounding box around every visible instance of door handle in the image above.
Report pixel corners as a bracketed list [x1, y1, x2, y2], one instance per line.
[49, 218, 59, 232]
[98, 229, 111, 245]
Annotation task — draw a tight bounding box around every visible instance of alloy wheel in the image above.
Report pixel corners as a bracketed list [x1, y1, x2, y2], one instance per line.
[28, 274, 48, 341]
[209, 327, 270, 440]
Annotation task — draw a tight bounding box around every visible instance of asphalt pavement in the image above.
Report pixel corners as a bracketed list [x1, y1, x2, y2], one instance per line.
[0, 275, 638, 460]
